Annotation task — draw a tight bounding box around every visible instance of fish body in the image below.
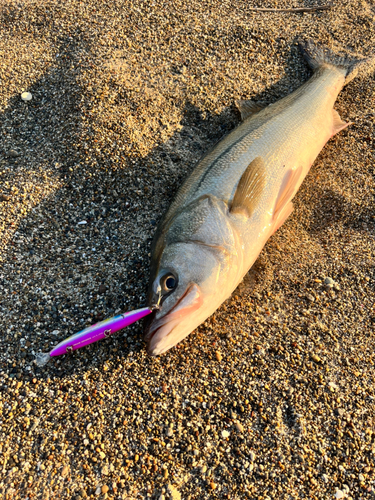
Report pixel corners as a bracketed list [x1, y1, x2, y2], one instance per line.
[145, 40, 374, 356]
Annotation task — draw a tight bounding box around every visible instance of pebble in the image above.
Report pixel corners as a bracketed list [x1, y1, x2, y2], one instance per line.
[324, 277, 335, 288]
[221, 430, 230, 438]
[215, 351, 223, 362]
[358, 474, 365, 482]
[167, 484, 182, 500]
[0, 194, 11, 202]
[6, 149, 20, 157]
[61, 465, 69, 477]
[21, 91, 32, 101]
[249, 451, 256, 462]
[235, 421, 244, 433]
[335, 490, 345, 499]
[101, 485, 109, 494]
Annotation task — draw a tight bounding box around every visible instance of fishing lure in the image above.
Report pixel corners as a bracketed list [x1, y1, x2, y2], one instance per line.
[35, 302, 159, 367]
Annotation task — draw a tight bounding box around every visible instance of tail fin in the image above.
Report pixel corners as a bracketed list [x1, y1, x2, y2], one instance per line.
[299, 39, 375, 85]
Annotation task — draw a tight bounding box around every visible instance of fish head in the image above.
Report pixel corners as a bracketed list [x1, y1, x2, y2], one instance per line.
[144, 237, 240, 356]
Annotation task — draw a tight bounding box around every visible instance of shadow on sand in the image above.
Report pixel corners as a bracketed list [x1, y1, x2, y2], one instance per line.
[0, 33, 363, 384]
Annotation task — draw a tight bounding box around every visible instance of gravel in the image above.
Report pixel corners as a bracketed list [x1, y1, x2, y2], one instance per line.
[0, 0, 374, 499]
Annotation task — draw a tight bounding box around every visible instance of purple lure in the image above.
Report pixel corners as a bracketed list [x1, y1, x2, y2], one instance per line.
[35, 307, 153, 366]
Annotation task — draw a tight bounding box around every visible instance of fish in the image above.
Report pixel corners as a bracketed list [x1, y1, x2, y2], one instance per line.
[144, 39, 375, 356]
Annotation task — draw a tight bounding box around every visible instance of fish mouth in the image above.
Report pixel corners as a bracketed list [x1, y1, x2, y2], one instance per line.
[144, 283, 202, 356]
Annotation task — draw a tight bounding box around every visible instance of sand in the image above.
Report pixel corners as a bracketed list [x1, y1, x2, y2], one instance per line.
[0, 0, 374, 499]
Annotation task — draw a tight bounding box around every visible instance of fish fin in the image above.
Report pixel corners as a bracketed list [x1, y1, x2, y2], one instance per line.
[273, 166, 302, 220]
[272, 201, 293, 234]
[299, 39, 375, 86]
[332, 109, 353, 135]
[235, 99, 267, 120]
[230, 157, 266, 218]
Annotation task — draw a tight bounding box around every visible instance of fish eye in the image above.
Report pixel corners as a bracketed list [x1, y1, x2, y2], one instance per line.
[161, 273, 178, 292]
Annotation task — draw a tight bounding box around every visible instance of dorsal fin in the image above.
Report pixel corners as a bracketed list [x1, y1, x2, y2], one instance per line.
[332, 109, 352, 135]
[235, 99, 267, 120]
[230, 157, 266, 218]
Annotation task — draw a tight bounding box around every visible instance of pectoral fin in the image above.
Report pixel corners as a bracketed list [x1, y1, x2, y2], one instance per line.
[273, 166, 302, 221]
[272, 201, 293, 234]
[230, 157, 266, 218]
[235, 99, 267, 120]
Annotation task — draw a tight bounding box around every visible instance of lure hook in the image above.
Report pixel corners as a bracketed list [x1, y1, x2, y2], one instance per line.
[151, 284, 162, 311]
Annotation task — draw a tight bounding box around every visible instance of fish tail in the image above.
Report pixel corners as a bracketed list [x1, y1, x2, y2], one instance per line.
[299, 39, 375, 85]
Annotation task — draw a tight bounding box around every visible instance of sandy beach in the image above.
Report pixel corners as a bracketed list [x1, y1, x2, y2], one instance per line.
[0, 0, 374, 499]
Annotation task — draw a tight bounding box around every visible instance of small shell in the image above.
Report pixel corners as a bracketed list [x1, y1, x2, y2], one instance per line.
[21, 91, 32, 101]
[35, 352, 51, 367]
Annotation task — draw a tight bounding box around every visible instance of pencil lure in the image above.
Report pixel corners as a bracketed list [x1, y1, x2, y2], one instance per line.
[35, 307, 153, 367]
